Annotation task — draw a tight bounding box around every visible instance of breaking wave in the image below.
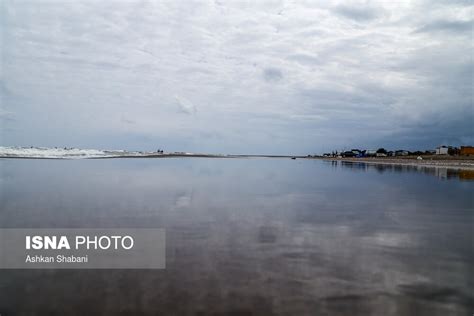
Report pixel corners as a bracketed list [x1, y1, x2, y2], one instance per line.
[0, 146, 145, 159]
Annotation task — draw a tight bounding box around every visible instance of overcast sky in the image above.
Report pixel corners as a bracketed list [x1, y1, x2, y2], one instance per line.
[1, 0, 472, 154]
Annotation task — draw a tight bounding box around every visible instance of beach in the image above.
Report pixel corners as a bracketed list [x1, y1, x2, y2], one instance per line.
[318, 156, 474, 170]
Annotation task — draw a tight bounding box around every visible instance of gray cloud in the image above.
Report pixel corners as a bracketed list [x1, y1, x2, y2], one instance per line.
[287, 53, 320, 66]
[174, 96, 197, 115]
[0, 109, 14, 121]
[1, 0, 472, 154]
[415, 19, 473, 34]
[263, 68, 283, 82]
[333, 4, 383, 22]
[121, 117, 136, 125]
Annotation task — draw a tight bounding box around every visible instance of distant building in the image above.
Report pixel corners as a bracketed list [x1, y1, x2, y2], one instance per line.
[460, 146, 474, 156]
[395, 150, 409, 156]
[342, 151, 356, 158]
[366, 150, 377, 157]
[436, 146, 449, 155]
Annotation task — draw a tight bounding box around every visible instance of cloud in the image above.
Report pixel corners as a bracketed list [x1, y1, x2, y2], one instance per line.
[0, 108, 14, 121]
[120, 116, 136, 125]
[1, 0, 472, 153]
[415, 19, 473, 34]
[263, 68, 283, 82]
[287, 53, 320, 66]
[174, 96, 197, 115]
[333, 4, 383, 22]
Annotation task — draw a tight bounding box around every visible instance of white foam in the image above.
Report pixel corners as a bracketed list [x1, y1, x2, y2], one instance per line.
[0, 146, 124, 159]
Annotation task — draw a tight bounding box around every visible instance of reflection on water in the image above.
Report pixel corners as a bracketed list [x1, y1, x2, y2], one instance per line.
[0, 158, 472, 315]
[331, 160, 474, 181]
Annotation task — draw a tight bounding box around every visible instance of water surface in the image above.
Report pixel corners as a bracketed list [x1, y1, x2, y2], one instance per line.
[0, 158, 472, 315]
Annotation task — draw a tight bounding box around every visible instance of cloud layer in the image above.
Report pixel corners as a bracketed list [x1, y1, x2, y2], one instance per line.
[1, 0, 472, 154]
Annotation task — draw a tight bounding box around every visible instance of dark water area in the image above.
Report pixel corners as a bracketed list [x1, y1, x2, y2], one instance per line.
[0, 158, 472, 315]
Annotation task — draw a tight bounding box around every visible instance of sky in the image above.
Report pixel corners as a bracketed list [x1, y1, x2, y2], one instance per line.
[1, 0, 472, 154]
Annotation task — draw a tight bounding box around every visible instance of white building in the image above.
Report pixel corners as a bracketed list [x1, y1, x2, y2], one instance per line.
[436, 146, 449, 155]
[366, 150, 377, 157]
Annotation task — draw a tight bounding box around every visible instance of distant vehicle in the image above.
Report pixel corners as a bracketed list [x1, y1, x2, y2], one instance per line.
[395, 150, 409, 156]
[342, 151, 356, 158]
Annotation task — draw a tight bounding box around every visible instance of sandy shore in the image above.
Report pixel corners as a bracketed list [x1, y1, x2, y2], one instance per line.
[318, 156, 474, 170]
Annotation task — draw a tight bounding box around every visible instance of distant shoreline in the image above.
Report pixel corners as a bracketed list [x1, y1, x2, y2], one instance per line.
[2, 150, 474, 170]
[317, 156, 474, 170]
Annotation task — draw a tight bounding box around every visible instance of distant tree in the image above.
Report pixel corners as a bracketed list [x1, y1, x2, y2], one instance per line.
[448, 147, 459, 156]
[376, 148, 387, 154]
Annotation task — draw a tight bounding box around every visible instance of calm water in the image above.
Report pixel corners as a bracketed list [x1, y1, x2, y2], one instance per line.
[0, 158, 472, 315]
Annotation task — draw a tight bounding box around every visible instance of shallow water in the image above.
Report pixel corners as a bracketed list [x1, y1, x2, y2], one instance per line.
[0, 158, 472, 315]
